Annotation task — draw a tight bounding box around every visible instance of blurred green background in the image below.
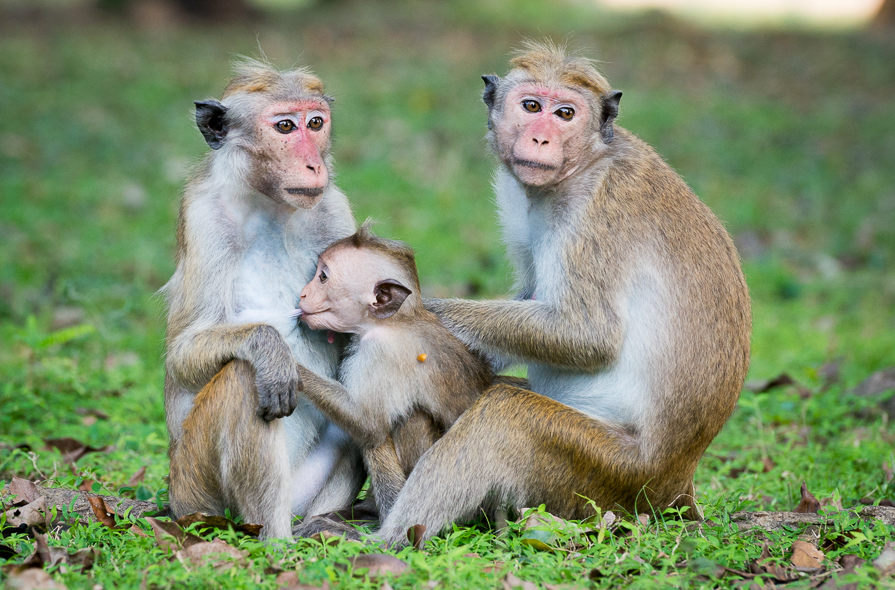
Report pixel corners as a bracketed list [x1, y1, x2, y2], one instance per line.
[1, 0, 894, 507]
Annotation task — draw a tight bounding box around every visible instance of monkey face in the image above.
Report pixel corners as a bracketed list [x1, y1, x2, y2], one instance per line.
[496, 84, 592, 187]
[252, 100, 332, 208]
[299, 247, 412, 335]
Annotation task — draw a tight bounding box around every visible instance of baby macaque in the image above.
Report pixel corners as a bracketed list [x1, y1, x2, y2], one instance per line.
[293, 223, 492, 518]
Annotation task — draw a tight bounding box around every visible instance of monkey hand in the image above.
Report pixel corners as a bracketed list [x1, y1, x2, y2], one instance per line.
[253, 358, 302, 421]
[245, 326, 302, 421]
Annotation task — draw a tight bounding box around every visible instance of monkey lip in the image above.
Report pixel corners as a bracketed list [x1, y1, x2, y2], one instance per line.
[513, 158, 558, 172]
[286, 187, 325, 197]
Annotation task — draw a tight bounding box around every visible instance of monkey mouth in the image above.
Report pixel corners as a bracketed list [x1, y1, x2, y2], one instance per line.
[513, 158, 558, 172]
[286, 187, 325, 197]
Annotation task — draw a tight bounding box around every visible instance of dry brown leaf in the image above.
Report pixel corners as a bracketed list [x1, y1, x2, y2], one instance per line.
[407, 524, 426, 549]
[6, 532, 98, 575]
[129, 524, 150, 538]
[502, 572, 538, 590]
[637, 514, 650, 526]
[87, 496, 118, 528]
[3, 497, 49, 528]
[819, 495, 844, 512]
[127, 466, 147, 486]
[74, 407, 109, 420]
[794, 482, 821, 514]
[750, 542, 799, 582]
[482, 561, 505, 574]
[7, 478, 41, 505]
[43, 438, 112, 464]
[347, 554, 409, 578]
[853, 368, 895, 397]
[873, 542, 895, 576]
[175, 538, 247, 570]
[3, 568, 67, 590]
[761, 457, 777, 472]
[747, 373, 811, 397]
[818, 360, 841, 390]
[274, 571, 330, 589]
[146, 517, 203, 551]
[174, 511, 263, 537]
[790, 540, 824, 569]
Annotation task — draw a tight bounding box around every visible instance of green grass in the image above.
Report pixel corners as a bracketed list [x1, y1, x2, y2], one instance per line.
[1, 0, 895, 588]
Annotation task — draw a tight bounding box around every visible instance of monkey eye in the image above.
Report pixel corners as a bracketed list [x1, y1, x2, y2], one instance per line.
[521, 100, 541, 113]
[276, 120, 296, 133]
[307, 116, 324, 131]
[319, 269, 328, 283]
[555, 107, 575, 121]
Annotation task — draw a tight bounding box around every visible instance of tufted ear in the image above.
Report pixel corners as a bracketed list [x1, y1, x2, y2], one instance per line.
[194, 99, 229, 150]
[599, 90, 623, 144]
[368, 279, 412, 319]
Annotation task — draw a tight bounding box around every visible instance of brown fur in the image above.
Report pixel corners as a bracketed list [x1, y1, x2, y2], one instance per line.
[163, 59, 363, 539]
[377, 42, 751, 545]
[296, 230, 493, 518]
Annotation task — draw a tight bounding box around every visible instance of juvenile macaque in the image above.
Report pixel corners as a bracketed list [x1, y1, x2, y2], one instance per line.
[377, 40, 752, 545]
[163, 58, 365, 539]
[294, 224, 492, 518]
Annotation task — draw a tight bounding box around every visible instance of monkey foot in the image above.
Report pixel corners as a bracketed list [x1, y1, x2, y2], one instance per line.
[292, 514, 364, 541]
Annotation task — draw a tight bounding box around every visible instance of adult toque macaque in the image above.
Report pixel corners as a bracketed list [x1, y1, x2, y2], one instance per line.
[162, 58, 364, 539]
[377, 40, 751, 545]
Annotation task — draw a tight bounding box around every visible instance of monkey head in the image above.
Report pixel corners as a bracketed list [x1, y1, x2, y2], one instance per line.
[482, 40, 622, 188]
[194, 58, 334, 209]
[298, 224, 420, 335]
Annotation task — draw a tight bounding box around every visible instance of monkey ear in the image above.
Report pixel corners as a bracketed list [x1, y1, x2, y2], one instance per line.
[194, 99, 229, 150]
[369, 279, 412, 320]
[482, 75, 500, 123]
[599, 90, 623, 144]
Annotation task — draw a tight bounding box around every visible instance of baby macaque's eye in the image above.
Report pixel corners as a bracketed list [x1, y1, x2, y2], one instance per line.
[319, 270, 328, 283]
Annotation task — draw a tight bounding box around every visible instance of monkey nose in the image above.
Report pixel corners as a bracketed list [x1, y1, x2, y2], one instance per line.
[532, 137, 549, 146]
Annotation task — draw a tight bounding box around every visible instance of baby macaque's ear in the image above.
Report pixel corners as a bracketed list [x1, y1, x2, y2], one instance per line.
[369, 279, 412, 319]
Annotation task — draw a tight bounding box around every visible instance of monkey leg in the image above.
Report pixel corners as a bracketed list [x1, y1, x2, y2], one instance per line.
[168, 360, 293, 539]
[378, 384, 687, 546]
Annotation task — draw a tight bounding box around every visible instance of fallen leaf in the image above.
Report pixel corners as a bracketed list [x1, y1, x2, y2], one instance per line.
[502, 572, 538, 590]
[790, 540, 824, 569]
[129, 524, 150, 538]
[6, 532, 98, 575]
[275, 571, 330, 589]
[74, 407, 110, 420]
[637, 514, 650, 526]
[76, 478, 96, 493]
[482, 561, 505, 574]
[761, 457, 777, 472]
[3, 497, 49, 528]
[794, 482, 820, 514]
[2, 568, 67, 589]
[174, 512, 262, 537]
[175, 538, 247, 570]
[7, 478, 41, 505]
[853, 368, 895, 396]
[127, 467, 147, 486]
[747, 373, 811, 397]
[816, 554, 866, 590]
[87, 496, 118, 528]
[43, 438, 112, 464]
[146, 517, 203, 551]
[347, 554, 409, 578]
[819, 494, 844, 512]
[873, 542, 895, 576]
[407, 524, 426, 550]
[750, 542, 799, 583]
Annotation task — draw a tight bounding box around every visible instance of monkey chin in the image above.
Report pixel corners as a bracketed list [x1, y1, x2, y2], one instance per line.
[284, 187, 326, 209]
[510, 158, 561, 188]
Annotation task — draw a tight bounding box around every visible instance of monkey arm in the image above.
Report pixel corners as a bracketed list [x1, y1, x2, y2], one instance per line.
[296, 365, 391, 448]
[165, 322, 299, 421]
[425, 298, 623, 372]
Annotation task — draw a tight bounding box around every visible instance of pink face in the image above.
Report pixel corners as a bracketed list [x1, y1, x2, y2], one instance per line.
[299, 246, 412, 335]
[498, 84, 591, 187]
[254, 100, 332, 208]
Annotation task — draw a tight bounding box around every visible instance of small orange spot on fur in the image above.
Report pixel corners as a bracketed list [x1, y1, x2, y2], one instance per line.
[417, 354, 427, 362]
